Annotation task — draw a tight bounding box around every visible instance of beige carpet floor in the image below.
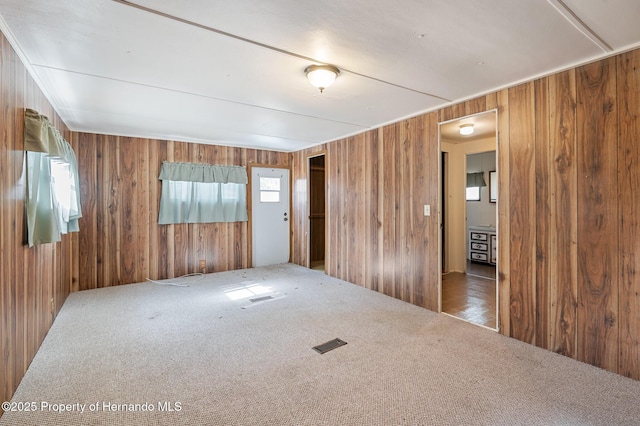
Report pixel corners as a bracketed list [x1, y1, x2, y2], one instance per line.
[2, 263, 639, 425]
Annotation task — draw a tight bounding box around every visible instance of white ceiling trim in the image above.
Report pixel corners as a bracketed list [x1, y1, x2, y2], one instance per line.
[546, 0, 613, 53]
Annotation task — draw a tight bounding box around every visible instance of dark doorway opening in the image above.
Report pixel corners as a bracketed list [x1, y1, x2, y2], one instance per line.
[308, 154, 326, 272]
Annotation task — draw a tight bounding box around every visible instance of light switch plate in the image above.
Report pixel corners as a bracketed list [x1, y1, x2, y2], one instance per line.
[424, 204, 430, 216]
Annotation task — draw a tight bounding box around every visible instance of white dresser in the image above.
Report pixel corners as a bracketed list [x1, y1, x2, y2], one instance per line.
[467, 226, 497, 265]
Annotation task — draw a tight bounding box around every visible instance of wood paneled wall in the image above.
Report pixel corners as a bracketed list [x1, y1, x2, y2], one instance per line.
[0, 34, 75, 409]
[291, 48, 640, 379]
[72, 133, 290, 291]
[292, 116, 440, 311]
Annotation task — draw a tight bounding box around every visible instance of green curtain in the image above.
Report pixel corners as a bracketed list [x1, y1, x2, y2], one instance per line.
[158, 162, 248, 224]
[466, 172, 487, 188]
[24, 109, 82, 247]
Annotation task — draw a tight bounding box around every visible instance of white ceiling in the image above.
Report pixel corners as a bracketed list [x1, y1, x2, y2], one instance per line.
[1, 0, 639, 152]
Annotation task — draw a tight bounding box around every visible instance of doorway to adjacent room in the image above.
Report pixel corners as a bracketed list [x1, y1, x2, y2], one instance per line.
[439, 110, 498, 330]
[307, 153, 326, 273]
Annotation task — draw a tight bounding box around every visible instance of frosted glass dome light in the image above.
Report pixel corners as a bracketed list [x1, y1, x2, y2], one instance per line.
[305, 64, 340, 93]
[459, 124, 475, 136]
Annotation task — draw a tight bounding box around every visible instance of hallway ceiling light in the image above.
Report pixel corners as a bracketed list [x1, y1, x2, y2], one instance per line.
[459, 124, 475, 136]
[305, 64, 340, 93]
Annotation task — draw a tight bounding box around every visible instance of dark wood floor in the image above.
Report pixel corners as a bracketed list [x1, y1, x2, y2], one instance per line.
[466, 260, 496, 280]
[442, 263, 497, 329]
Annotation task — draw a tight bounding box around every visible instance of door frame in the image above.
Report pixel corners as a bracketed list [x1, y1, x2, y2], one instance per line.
[247, 163, 291, 267]
[437, 109, 499, 331]
[306, 151, 328, 271]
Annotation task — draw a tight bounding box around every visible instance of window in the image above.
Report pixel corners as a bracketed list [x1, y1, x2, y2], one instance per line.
[24, 109, 82, 247]
[259, 177, 280, 203]
[50, 159, 79, 229]
[489, 171, 497, 203]
[466, 171, 485, 202]
[466, 187, 481, 201]
[158, 162, 248, 224]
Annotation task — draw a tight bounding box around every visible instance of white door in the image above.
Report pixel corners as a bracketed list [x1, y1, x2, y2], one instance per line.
[251, 167, 290, 267]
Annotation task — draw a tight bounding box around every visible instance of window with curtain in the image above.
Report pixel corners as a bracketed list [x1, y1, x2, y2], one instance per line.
[466, 172, 486, 202]
[24, 108, 82, 247]
[158, 161, 248, 224]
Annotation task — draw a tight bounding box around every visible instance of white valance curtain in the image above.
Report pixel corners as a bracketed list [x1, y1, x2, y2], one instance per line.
[24, 108, 82, 247]
[158, 161, 248, 184]
[158, 161, 248, 224]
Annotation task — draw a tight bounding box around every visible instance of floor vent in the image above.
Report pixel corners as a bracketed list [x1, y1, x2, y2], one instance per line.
[313, 338, 347, 354]
[250, 295, 274, 303]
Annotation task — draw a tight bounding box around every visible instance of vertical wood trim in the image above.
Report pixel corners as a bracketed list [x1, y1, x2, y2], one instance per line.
[157, 140, 169, 279]
[326, 141, 337, 276]
[342, 138, 352, 282]
[376, 128, 385, 294]
[576, 57, 619, 370]
[137, 138, 150, 281]
[425, 112, 440, 311]
[535, 77, 551, 350]
[508, 82, 537, 344]
[165, 141, 175, 278]
[548, 70, 578, 358]
[108, 136, 122, 286]
[148, 140, 160, 279]
[119, 137, 137, 284]
[366, 132, 380, 292]
[617, 49, 640, 379]
[495, 89, 511, 336]
[321, 147, 330, 275]
[399, 120, 411, 302]
[230, 147, 242, 270]
[382, 125, 398, 298]
[338, 138, 348, 281]
[96, 134, 108, 289]
[411, 116, 425, 307]
[356, 136, 367, 288]
[290, 152, 304, 267]
[346, 136, 357, 285]
[172, 142, 189, 276]
[77, 133, 97, 290]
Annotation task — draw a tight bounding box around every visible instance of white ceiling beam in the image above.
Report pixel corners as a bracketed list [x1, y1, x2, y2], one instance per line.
[547, 0, 613, 53]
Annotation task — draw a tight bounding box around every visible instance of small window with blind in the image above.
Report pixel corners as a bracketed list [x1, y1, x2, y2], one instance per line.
[259, 177, 280, 203]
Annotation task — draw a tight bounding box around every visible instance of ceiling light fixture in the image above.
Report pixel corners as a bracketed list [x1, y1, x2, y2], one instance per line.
[459, 124, 475, 136]
[305, 64, 340, 93]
